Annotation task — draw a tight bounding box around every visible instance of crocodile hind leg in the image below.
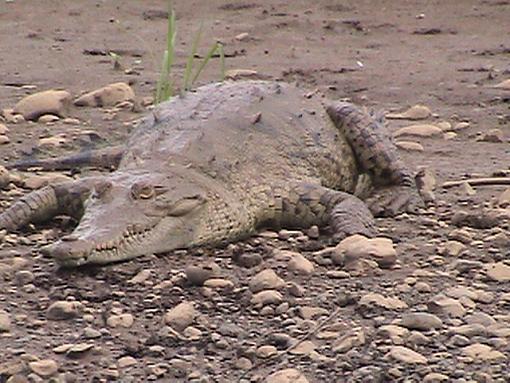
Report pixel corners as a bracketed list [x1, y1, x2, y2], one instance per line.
[0, 177, 101, 231]
[326, 102, 423, 217]
[276, 183, 377, 239]
[7, 145, 125, 171]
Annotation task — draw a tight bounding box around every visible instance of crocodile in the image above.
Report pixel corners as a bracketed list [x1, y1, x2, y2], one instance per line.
[0, 80, 421, 266]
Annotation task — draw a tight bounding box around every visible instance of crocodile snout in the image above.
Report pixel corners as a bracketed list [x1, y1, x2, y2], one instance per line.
[44, 235, 93, 267]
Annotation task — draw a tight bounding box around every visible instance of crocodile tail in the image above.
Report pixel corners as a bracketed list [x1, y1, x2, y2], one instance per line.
[7, 145, 125, 171]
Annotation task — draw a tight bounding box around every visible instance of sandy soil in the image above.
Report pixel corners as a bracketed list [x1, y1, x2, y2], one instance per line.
[0, 1, 509, 382]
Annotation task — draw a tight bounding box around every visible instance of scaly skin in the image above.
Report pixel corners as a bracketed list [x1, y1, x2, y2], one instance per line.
[0, 81, 420, 266]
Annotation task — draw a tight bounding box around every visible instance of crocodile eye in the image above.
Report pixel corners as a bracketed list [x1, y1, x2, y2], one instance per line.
[131, 182, 155, 200]
[93, 180, 112, 198]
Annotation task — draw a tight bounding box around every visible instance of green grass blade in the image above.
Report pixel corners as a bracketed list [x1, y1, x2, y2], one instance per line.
[166, 8, 176, 74]
[191, 42, 219, 85]
[182, 21, 203, 93]
[155, 4, 177, 104]
[156, 49, 169, 104]
[218, 43, 225, 82]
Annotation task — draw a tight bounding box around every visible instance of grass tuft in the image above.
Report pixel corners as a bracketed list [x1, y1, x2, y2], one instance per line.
[155, 2, 225, 104]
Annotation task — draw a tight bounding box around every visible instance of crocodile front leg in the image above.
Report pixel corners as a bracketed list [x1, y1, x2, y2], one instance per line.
[0, 177, 101, 231]
[326, 102, 423, 216]
[275, 183, 377, 239]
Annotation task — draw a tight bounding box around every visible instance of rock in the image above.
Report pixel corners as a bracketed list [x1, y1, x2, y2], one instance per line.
[462, 343, 507, 361]
[359, 293, 407, 310]
[46, 301, 82, 320]
[66, 343, 94, 356]
[74, 82, 135, 107]
[183, 326, 202, 340]
[492, 78, 510, 90]
[14, 270, 34, 285]
[395, 141, 424, 152]
[485, 231, 510, 247]
[298, 306, 329, 320]
[428, 294, 466, 317]
[326, 270, 350, 279]
[28, 359, 58, 377]
[128, 269, 151, 284]
[306, 225, 320, 239]
[486, 262, 510, 282]
[394, 124, 442, 138]
[234, 253, 262, 268]
[465, 312, 496, 327]
[441, 240, 466, 257]
[83, 327, 101, 339]
[249, 269, 285, 292]
[387, 346, 428, 364]
[251, 290, 283, 306]
[415, 167, 436, 203]
[106, 313, 134, 328]
[266, 368, 309, 383]
[0, 135, 10, 145]
[256, 345, 277, 358]
[13, 90, 71, 120]
[235, 357, 252, 370]
[0, 123, 9, 135]
[437, 121, 452, 131]
[185, 263, 219, 286]
[476, 128, 504, 143]
[443, 131, 457, 140]
[2, 108, 23, 123]
[451, 210, 500, 229]
[453, 122, 470, 131]
[288, 253, 314, 274]
[118, 356, 137, 368]
[333, 328, 365, 352]
[289, 340, 316, 355]
[163, 301, 197, 331]
[0, 361, 26, 378]
[225, 69, 259, 80]
[386, 105, 431, 120]
[6, 374, 29, 383]
[378, 324, 409, 339]
[235, 32, 250, 41]
[449, 334, 470, 346]
[0, 310, 11, 332]
[0, 166, 10, 189]
[448, 228, 472, 243]
[445, 286, 478, 301]
[38, 114, 60, 123]
[268, 332, 295, 348]
[415, 281, 431, 293]
[400, 312, 443, 330]
[63, 117, 80, 125]
[498, 188, 510, 207]
[423, 372, 449, 382]
[451, 323, 487, 337]
[203, 278, 234, 289]
[38, 135, 67, 147]
[288, 282, 305, 297]
[335, 234, 397, 268]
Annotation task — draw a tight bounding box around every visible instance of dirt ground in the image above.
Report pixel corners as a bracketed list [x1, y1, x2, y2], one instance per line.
[1, 0, 510, 382]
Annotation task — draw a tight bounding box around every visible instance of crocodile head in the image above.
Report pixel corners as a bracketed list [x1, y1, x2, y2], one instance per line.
[48, 171, 209, 266]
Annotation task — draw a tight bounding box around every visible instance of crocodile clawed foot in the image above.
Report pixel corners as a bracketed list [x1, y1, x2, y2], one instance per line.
[367, 185, 424, 217]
